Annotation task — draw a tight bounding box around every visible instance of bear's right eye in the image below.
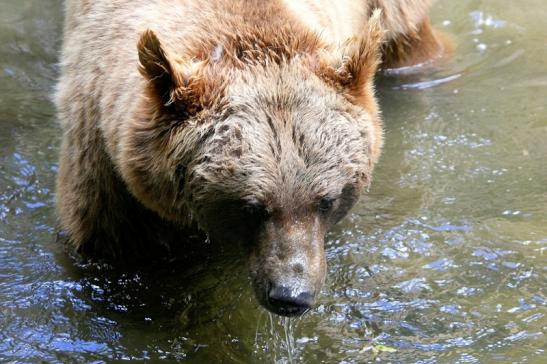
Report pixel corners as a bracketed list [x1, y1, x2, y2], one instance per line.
[243, 200, 272, 221]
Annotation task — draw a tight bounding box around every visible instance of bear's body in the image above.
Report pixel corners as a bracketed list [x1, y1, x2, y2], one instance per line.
[56, 0, 445, 315]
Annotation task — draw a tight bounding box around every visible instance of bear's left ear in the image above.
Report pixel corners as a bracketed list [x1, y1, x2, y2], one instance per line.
[315, 10, 385, 104]
[137, 29, 205, 113]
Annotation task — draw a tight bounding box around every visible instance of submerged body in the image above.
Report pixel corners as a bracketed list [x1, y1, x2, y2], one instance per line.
[56, 0, 445, 315]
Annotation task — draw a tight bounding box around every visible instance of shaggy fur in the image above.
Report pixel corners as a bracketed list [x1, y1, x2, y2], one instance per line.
[56, 0, 446, 314]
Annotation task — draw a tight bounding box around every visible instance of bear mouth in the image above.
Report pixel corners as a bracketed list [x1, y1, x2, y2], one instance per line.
[265, 302, 312, 317]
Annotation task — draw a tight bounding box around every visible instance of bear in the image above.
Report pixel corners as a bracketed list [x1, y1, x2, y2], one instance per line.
[55, 0, 447, 316]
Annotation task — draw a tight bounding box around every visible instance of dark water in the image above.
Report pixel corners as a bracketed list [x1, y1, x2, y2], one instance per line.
[1, 1, 546, 363]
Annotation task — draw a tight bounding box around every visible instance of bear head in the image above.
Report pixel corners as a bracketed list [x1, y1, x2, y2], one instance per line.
[119, 13, 384, 316]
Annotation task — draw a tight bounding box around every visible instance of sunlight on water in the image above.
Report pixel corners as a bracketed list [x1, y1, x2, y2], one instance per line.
[0, 0, 546, 363]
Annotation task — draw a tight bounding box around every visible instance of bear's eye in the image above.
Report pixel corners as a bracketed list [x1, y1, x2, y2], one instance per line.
[318, 197, 335, 213]
[243, 200, 272, 221]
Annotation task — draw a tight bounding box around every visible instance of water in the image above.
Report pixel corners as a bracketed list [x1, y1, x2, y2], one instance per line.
[1, 0, 546, 362]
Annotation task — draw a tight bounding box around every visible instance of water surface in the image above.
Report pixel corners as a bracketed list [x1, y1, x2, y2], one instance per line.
[0, 0, 546, 362]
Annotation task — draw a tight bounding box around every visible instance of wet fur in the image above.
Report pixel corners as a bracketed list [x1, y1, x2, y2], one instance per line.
[56, 0, 446, 309]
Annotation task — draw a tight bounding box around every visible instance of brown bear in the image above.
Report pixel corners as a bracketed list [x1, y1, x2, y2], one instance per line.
[55, 0, 447, 316]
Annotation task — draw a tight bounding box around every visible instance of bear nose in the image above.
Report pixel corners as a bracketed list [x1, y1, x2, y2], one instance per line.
[268, 284, 314, 316]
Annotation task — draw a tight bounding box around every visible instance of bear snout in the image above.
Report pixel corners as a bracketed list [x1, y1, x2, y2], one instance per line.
[250, 215, 327, 316]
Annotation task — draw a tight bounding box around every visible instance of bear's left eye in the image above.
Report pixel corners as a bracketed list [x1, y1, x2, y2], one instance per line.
[318, 197, 335, 213]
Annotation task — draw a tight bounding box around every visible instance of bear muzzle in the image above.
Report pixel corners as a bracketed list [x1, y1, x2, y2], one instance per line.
[250, 214, 327, 316]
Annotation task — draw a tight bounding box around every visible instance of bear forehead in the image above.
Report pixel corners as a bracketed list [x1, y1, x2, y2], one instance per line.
[191, 102, 369, 205]
[187, 62, 373, 204]
[208, 101, 367, 161]
[213, 61, 370, 157]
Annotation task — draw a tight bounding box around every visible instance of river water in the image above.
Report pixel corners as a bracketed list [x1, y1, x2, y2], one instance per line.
[1, 1, 546, 363]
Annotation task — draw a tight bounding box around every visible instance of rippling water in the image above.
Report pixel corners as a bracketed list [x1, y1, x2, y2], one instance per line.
[1, 1, 546, 363]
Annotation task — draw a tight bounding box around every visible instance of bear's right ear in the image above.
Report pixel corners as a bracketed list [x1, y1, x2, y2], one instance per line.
[137, 29, 204, 112]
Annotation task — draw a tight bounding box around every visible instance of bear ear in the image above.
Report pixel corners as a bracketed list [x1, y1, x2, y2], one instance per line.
[316, 10, 385, 103]
[137, 29, 205, 112]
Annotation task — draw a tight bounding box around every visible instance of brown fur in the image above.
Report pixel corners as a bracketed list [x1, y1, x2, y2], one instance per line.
[382, 19, 449, 68]
[56, 0, 446, 314]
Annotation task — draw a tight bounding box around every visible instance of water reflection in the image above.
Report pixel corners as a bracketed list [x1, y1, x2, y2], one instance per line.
[0, 0, 546, 363]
